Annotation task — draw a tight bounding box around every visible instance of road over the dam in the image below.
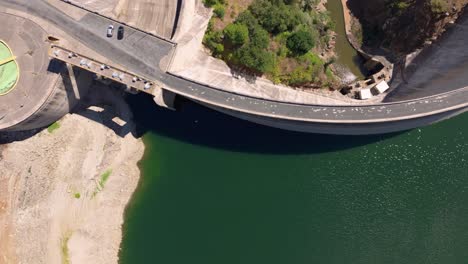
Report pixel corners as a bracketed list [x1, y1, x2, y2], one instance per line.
[1, 0, 467, 134]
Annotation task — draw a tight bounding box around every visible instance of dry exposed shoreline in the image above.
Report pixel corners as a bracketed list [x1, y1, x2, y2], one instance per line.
[0, 85, 144, 264]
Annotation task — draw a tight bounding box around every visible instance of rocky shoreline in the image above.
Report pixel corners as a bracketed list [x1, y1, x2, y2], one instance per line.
[0, 84, 144, 264]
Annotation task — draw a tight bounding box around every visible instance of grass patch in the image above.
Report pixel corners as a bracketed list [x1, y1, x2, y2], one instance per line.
[47, 122, 61, 133]
[92, 169, 113, 198]
[99, 169, 112, 189]
[61, 231, 72, 264]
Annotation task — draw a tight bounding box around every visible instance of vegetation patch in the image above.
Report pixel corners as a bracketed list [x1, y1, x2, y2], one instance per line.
[47, 122, 61, 133]
[430, 0, 450, 13]
[92, 169, 112, 198]
[61, 231, 72, 264]
[203, 0, 338, 87]
[99, 169, 112, 189]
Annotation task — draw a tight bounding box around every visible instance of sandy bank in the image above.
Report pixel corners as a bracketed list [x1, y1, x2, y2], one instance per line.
[0, 84, 144, 264]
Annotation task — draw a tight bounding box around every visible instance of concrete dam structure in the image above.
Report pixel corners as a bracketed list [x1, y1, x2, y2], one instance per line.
[0, 0, 467, 135]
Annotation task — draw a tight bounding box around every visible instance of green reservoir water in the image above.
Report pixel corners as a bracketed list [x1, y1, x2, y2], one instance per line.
[120, 95, 468, 264]
[326, 0, 366, 80]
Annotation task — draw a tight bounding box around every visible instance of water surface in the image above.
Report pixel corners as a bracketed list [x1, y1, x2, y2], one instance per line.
[327, 0, 366, 80]
[120, 95, 468, 264]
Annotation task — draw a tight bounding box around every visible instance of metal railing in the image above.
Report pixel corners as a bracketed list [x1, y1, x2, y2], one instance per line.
[49, 45, 159, 94]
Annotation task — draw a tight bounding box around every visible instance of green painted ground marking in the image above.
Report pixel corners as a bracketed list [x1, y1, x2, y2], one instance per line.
[0, 40, 19, 95]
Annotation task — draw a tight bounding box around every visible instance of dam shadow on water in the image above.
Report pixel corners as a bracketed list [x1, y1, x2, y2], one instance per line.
[126, 93, 399, 154]
[121, 93, 468, 264]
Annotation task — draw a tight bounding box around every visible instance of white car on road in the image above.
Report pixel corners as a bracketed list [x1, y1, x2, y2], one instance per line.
[106, 25, 114, 38]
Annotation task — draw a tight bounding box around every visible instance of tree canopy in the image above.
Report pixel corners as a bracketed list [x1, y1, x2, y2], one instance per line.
[203, 0, 337, 87]
[286, 29, 316, 55]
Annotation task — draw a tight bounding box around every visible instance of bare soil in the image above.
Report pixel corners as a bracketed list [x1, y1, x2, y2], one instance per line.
[0, 85, 144, 264]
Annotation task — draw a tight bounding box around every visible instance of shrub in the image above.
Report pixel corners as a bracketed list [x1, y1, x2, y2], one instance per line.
[203, 0, 225, 7]
[213, 4, 225, 18]
[285, 52, 324, 85]
[430, 0, 449, 13]
[204, 0, 218, 7]
[235, 46, 276, 73]
[203, 30, 224, 55]
[395, 1, 410, 10]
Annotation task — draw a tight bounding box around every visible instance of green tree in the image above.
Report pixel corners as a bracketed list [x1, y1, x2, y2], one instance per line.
[235, 11, 259, 31]
[249, 0, 303, 34]
[224, 23, 249, 46]
[249, 24, 270, 49]
[287, 29, 316, 55]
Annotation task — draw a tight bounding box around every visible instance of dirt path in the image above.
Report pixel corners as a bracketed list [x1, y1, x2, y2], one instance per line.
[340, 0, 352, 35]
[0, 85, 144, 264]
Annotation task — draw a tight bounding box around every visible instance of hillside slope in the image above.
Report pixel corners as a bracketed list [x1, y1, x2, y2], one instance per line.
[347, 0, 468, 54]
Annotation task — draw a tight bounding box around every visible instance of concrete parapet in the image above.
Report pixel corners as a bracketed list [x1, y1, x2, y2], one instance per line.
[208, 103, 468, 135]
[49, 45, 158, 95]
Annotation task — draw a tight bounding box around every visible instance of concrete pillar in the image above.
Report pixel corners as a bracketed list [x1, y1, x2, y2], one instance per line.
[153, 88, 176, 110]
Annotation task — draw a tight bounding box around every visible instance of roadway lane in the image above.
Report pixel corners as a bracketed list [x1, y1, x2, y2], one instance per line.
[1, 0, 467, 124]
[162, 74, 468, 123]
[78, 13, 175, 73]
[0, 0, 175, 78]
